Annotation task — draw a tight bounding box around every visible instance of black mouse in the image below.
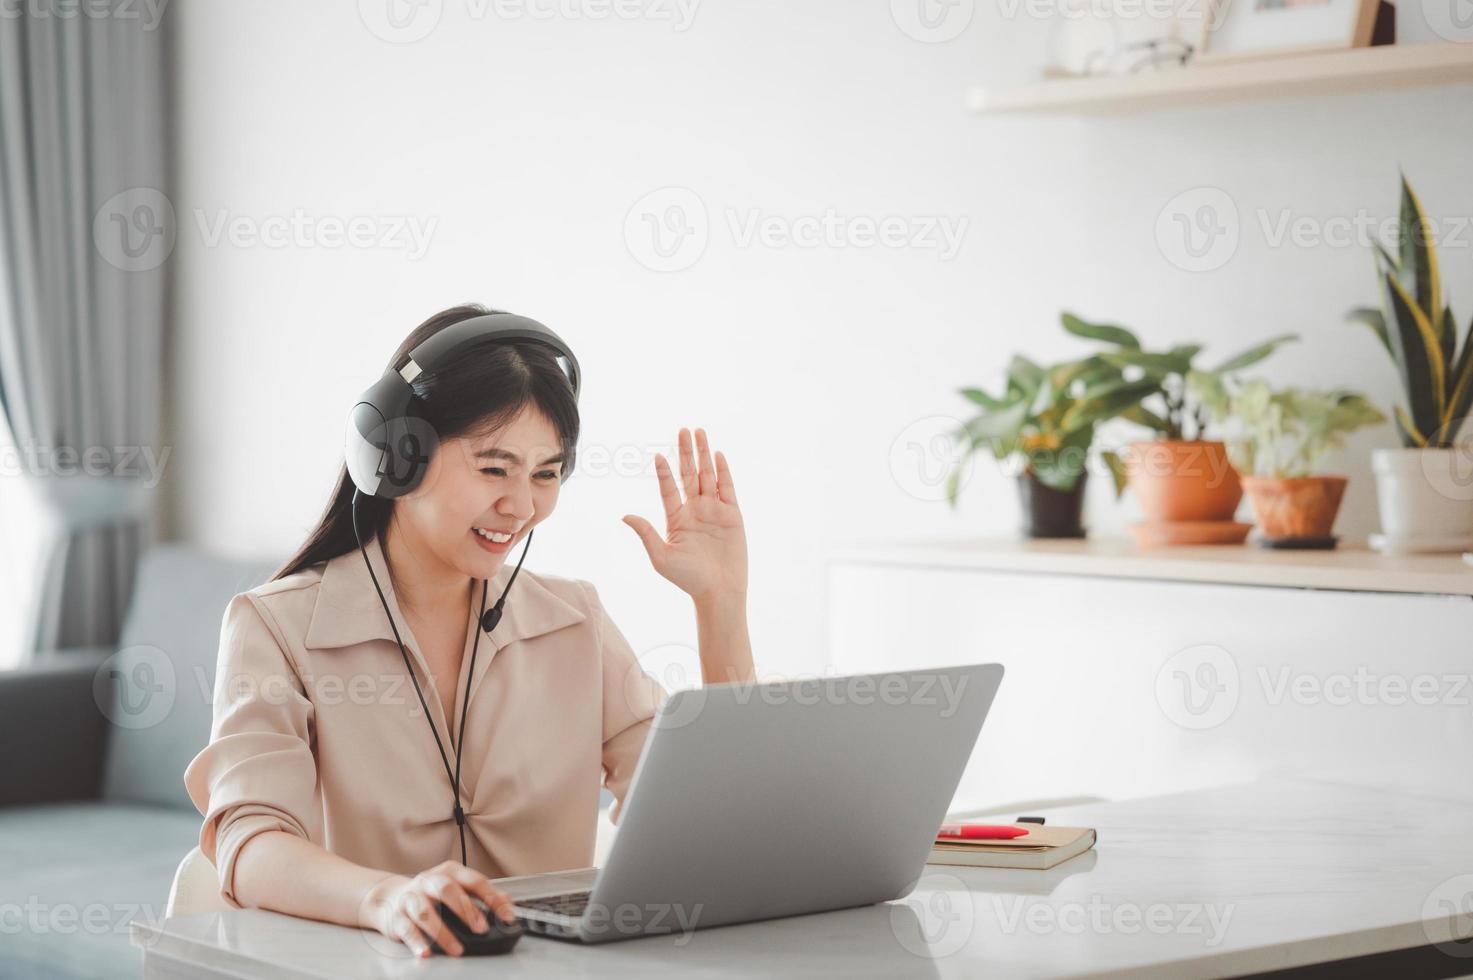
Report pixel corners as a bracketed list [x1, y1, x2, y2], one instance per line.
[431, 899, 523, 956]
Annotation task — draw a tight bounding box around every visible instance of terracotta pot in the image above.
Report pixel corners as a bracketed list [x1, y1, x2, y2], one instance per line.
[1124, 440, 1243, 523]
[1016, 471, 1087, 539]
[1242, 475, 1348, 541]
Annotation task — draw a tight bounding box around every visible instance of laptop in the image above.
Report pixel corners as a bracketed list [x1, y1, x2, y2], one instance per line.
[495, 663, 1004, 943]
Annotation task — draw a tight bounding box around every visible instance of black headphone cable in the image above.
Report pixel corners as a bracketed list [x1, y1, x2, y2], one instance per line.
[350, 488, 533, 866]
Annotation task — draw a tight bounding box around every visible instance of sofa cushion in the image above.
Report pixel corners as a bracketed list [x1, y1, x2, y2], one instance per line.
[0, 801, 201, 979]
[101, 546, 276, 810]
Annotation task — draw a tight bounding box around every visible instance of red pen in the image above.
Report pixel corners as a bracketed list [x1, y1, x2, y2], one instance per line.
[937, 823, 1030, 840]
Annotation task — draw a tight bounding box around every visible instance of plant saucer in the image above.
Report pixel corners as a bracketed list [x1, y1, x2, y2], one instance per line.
[1257, 535, 1338, 551]
[1130, 521, 1254, 548]
[1369, 532, 1473, 555]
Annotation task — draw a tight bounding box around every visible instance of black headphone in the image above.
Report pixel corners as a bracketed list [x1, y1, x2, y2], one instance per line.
[345, 312, 581, 498]
[344, 311, 581, 867]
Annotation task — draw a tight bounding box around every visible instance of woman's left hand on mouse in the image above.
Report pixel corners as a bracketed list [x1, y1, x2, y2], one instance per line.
[623, 427, 747, 604]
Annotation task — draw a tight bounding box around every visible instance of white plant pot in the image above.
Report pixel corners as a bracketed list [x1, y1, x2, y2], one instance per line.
[1371, 447, 1473, 550]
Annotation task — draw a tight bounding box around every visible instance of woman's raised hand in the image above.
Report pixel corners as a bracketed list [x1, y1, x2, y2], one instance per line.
[623, 427, 748, 604]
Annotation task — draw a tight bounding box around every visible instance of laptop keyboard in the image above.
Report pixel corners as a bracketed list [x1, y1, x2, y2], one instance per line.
[517, 891, 591, 918]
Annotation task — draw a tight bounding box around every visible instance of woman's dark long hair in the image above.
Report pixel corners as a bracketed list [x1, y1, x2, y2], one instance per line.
[273, 304, 580, 580]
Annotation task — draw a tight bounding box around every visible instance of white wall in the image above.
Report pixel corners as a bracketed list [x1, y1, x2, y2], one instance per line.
[168, 0, 1473, 677]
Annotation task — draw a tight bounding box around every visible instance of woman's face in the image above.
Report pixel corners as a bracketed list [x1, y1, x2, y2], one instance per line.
[394, 404, 566, 582]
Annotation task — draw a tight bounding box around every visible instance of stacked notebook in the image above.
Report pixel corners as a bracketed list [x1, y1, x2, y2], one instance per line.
[927, 824, 1097, 870]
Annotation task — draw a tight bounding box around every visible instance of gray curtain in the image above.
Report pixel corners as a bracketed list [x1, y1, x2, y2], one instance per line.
[0, 1, 169, 655]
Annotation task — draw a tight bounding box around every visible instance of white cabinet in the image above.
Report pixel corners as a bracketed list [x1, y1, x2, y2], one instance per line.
[827, 541, 1473, 812]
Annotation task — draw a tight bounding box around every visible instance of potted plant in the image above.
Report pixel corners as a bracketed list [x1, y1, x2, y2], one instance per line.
[1346, 176, 1473, 553]
[1188, 375, 1386, 548]
[947, 353, 1156, 538]
[1061, 312, 1297, 545]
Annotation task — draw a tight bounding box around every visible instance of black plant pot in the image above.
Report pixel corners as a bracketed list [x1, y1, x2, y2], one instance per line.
[1017, 471, 1087, 539]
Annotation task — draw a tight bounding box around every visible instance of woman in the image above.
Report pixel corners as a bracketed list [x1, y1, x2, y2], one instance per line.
[184, 304, 754, 958]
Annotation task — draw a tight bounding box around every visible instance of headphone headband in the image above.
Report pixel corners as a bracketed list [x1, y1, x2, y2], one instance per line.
[346, 311, 580, 499]
[402, 313, 581, 400]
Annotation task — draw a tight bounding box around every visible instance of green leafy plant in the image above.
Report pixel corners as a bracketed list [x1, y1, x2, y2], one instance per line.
[1061, 312, 1299, 442]
[947, 353, 1157, 502]
[1187, 375, 1386, 478]
[1345, 176, 1473, 448]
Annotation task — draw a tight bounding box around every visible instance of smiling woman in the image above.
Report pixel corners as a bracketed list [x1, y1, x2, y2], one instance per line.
[183, 304, 754, 959]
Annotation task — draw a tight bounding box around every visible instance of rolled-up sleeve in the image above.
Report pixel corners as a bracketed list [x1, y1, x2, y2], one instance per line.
[584, 583, 664, 826]
[183, 593, 320, 907]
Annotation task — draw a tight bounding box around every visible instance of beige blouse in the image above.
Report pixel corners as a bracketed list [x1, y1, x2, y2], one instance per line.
[183, 535, 663, 907]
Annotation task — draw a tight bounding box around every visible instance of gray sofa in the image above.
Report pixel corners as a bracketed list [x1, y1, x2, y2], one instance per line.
[0, 545, 275, 980]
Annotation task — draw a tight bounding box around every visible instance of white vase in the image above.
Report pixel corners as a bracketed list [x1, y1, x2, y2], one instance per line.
[1371, 447, 1473, 551]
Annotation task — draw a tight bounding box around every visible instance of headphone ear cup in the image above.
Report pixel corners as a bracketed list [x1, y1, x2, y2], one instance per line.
[377, 412, 438, 497]
[346, 372, 434, 498]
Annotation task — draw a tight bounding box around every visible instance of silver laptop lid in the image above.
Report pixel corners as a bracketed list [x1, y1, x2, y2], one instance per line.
[580, 663, 1003, 942]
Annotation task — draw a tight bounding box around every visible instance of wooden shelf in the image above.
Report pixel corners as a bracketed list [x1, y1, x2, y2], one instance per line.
[968, 42, 1473, 115]
[830, 538, 1473, 597]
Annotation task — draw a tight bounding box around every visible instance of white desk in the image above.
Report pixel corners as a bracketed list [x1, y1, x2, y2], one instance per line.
[131, 779, 1473, 979]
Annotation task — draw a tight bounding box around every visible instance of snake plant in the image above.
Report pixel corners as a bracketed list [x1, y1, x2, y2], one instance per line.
[1346, 176, 1473, 448]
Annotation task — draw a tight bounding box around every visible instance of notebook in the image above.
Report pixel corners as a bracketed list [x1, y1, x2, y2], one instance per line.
[926, 825, 1096, 870]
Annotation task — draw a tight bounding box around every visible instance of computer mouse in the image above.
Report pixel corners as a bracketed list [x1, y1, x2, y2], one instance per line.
[431, 899, 523, 956]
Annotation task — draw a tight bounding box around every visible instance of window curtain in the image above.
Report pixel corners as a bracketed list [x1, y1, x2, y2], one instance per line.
[0, 1, 168, 656]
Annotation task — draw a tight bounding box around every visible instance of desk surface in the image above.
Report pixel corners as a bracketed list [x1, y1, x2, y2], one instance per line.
[131, 779, 1473, 979]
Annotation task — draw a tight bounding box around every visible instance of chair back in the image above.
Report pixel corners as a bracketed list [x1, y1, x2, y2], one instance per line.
[167, 846, 232, 918]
